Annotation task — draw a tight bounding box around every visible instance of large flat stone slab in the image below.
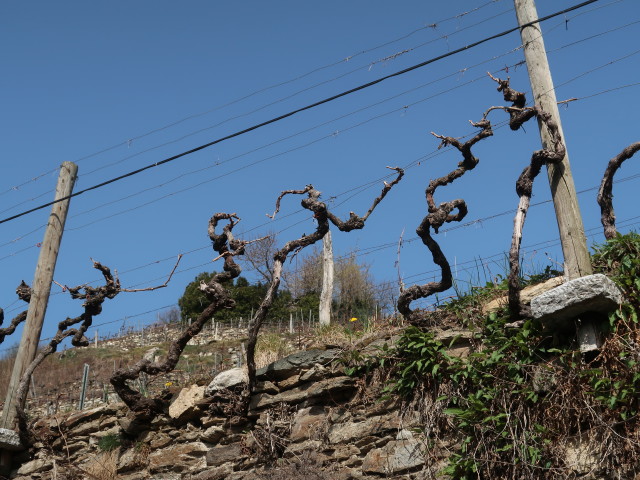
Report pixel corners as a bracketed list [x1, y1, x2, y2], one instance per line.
[362, 430, 424, 475]
[531, 274, 623, 325]
[248, 376, 354, 412]
[0, 428, 22, 451]
[169, 384, 206, 421]
[205, 367, 247, 396]
[483, 276, 564, 314]
[256, 349, 339, 382]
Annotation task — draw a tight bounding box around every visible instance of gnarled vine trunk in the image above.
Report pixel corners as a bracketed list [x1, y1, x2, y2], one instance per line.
[397, 120, 493, 324]
[246, 168, 404, 392]
[110, 213, 246, 418]
[597, 142, 640, 240]
[487, 75, 566, 316]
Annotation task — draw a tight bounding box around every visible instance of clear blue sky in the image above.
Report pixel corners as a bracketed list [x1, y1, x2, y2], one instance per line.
[1, 0, 639, 354]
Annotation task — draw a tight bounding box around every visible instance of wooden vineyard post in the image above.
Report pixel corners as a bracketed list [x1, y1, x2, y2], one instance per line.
[513, 0, 592, 280]
[1, 162, 78, 429]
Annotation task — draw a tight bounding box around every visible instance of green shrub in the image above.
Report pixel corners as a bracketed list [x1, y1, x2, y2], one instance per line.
[98, 433, 121, 452]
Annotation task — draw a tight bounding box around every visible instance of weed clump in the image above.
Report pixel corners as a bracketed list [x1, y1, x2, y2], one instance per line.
[342, 233, 640, 478]
[98, 433, 122, 452]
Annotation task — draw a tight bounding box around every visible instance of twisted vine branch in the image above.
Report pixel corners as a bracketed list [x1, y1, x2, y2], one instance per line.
[247, 167, 404, 391]
[396, 120, 493, 324]
[597, 142, 640, 240]
[15, 261, 120, 437]
[110, 213, 247, 418]
[487, 75, 566, 316]
[0, 281, 31, 344]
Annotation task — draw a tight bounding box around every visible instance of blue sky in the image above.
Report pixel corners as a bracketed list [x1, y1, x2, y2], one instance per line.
[1, 0, 639, 354]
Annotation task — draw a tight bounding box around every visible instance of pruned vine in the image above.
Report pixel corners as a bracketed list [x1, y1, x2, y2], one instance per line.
[597, 142, 640, 240]
[396, 117, 493, 324]
[110, 213, 247, 418]
[487, 74, 566, 316]
[0, 281, 31, 344]
[396, 74, 572, 321]
[247, 167, 404, 391]
[15, 261, 121, 441]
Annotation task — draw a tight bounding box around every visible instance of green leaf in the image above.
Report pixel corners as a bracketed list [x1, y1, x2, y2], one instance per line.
[443, 408, 465, 417]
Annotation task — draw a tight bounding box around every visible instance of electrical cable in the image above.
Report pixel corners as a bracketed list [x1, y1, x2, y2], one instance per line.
[64, 71, 498, 229]
[3, 1, 630, 225]
[2, 6, 635, 305]
[79, 8, 514, 181]
[71, 0, 623, 186]
[66, 61, 640, 234]
[0, 1, 508, 201]
[26, 163, 640, 307]
[0, 0, 600, 227]
[1, 70, 637, 267]
[5, 210, 638, 356]
[70, 23, 638, 230]
[2, 0, 627, 222]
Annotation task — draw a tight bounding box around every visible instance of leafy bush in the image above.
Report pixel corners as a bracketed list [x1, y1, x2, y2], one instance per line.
[178, 272, 294, 323]
[593, 231, 640, 316]
[345, 234, 640, 478]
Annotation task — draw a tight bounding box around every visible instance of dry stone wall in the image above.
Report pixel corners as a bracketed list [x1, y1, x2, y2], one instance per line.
[7, 326, 604, 479]
[10, 340, 446, 480]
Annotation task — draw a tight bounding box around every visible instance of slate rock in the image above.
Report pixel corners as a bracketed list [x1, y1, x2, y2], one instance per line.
[148, 442, 208, 473]
[290, 406, 326, 442]
[169, 384, 206, 421]
[531, 274, 624, 325]
[362, 432, 424, 475]
[16, 458, 50, 476]
[205, 367, 248, 396]
[201, 425, 225, 444]
[0, 428, 22, 451]
[249, 376, 355, 411]
[206, 443, 244, 467]
[256, 349, 340, 382]
[63, 405, 118, 429]
[328, 411, 400, 444]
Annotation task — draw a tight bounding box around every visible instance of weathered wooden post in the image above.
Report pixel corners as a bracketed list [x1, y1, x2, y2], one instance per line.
[78, 364, 90, 410]
[319, 230, 334, 326]
[515, 0, 620, 353]
[1, 161, 77, 430]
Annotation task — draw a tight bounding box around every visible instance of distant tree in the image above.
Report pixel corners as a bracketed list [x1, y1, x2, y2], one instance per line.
[289, 248, 323, 298]
[178, 272, 224, 322]
[156, 306, 180, 324]
[288, 247, 382, 321]
[242, 231, 283, 285]
[178, 272, 292, 324]
[334, 252, 376, 320]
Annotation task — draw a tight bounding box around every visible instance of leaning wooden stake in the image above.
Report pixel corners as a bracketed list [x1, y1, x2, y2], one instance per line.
[514, 0, 592, 280]
[1, 161, 77, 430]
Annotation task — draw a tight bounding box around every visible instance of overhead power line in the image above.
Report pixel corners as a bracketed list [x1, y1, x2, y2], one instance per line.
[2, 0, 628, 221]
[77, 7, 514, 182]
[5, 8, 635, 236]
[0, 0, 600, 227]
[0, 1, 508, 203]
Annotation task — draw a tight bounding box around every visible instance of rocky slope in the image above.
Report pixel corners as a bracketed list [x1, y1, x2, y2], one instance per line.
[10, 338, 439, 480]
